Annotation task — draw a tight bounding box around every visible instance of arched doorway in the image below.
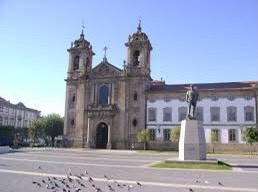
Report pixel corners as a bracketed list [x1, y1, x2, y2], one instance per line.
[96, 122, 108, 149]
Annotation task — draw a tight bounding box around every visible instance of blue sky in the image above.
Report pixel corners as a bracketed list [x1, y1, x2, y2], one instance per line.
[0, 0, 257, 116]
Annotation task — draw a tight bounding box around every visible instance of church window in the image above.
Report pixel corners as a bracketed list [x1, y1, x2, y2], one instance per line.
[178, 107, 187, 121]
[133, 50, 140, 66]
[99, 85, 109, 105]
[149, 129, 156, 141]
[72, 95, 76, 102]
[196, 107, 203, 121]
[244, 106, 254, 121]
[163, 107, 172, 122]
[210, 107, 220, 122]
[133, 92, 138, 101]
[86, 57, 90, 67]
[132, 118, 137, 127]
[148, 108, 157, 122]
[227, 106, 237, 122]
[71, 119, 74, 126]
[73, 55, 79, 70]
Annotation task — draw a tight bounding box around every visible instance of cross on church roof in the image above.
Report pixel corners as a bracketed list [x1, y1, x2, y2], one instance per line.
[103, 46, 108, 61]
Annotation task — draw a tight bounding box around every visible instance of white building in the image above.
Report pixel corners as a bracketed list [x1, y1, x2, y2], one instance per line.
[146, 81, 257, 144]
[0, 97, 41, 128]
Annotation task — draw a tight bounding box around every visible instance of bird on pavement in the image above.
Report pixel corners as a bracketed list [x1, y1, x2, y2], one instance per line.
[32, 181, 41, 187]
[189, 188, 194, 192]
[136, 182, 142, 186]
[218, 182, 223, 186]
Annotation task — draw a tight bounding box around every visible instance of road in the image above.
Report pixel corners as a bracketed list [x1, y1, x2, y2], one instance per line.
[0, 148, 257, 192]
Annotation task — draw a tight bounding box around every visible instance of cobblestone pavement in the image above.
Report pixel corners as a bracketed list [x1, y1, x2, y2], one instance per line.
[0, 148, 257, 192]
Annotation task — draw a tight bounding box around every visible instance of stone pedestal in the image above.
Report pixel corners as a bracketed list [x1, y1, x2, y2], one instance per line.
[179, 119, 206, 160]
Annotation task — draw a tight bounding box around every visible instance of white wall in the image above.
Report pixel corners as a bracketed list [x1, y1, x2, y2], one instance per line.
[147, 97, 256, 143]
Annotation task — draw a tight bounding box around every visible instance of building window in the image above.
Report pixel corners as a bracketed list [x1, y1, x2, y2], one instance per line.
[148, 108, 157, 122]
[163, 129, 170, 141]
[149, 129, 156, 141]
[73, 55, 80, 70]
[71, 119, 75, 126]
[228, 129, 237, 142]
[10, 118, 15, 126]
[72, 95, 76, 102]
[210, 107, 220, 122]
[227, 94, 234, 101]
[163, 107, 172, 122]
[178, 107, 187, 121]
[196, 107, 203, 121]
[244, 94, 252, 100]
[244, 106, 254, 121]
[0, 106, 3, 112]
[99, 85, 109, 105]
[210, 129, 219, 142]
[5, 107, 9, 114]
[0, 116, 3, 126]
[211, 94, 219, 101]
[132, 118, 137, 127]
[4, 117, 8, 125]
[133, 50, 140, 66]
[164, 96, 172, 102]
[227, 106, 237, 122]
[133, 92, 138, 101]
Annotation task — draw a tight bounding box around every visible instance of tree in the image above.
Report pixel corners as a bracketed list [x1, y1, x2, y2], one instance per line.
[210, 130, 218, 153]
[28, 119, 44, 144]
[43, 114, 64, 147]
[136, 129, 149, 150]
[242, 126, 258, 146]
[242, 126, 258, 154]
[170, 126, 181, 143]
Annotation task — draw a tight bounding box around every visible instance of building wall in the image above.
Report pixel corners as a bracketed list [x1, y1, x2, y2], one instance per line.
[146, 93, 256, 144]
[0, 98, 41, 128]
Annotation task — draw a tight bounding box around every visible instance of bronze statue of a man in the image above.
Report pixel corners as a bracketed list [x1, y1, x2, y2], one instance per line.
[186, 85, 199, 119]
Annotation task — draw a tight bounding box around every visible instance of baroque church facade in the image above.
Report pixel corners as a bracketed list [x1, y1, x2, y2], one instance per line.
[64, 23, 152, 149]
[64, 23, 258, 150]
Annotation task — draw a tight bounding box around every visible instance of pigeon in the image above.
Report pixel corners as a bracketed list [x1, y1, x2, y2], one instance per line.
[32, 181, 41, 187]
[42, 179, 46, 184]
[136, 182, 142, 186]
[218, 182, 223, 186]
[189, 188, 194, 192]
[108, 185, 115, 191]
[38, 166, 42, 170]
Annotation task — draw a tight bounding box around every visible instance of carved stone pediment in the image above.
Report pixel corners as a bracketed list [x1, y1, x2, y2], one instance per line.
[92, 62, 122, 77]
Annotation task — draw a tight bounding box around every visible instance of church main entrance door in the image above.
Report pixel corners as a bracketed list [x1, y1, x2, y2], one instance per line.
[96, 122, 108, 149]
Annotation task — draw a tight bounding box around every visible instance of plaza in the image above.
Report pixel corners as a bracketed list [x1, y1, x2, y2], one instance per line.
[0, 149, 258, 192]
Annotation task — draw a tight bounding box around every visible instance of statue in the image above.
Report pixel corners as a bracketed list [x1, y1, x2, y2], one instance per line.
[186, 85, 199, 119]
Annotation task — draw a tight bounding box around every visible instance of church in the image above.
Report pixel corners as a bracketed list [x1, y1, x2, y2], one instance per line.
[64, 23, 258, 150]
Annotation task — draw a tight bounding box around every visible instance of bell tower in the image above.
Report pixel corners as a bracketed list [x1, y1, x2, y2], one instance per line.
[125, 21, 152, 77]
[64, 29, 95, 147]
[124, 22, 153, 147]
[67, 30, 95, 78]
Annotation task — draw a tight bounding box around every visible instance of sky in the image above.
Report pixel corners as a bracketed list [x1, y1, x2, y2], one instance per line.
[0, 0, 257, 116]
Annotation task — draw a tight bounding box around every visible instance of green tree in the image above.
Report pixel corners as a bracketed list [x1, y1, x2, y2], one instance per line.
[210, 130, 218, 153]
[170, 126, 181, 143]
[43, 114, 64, 147]
[136, 129, 149, 150]
[28, 119, 44, 144]
[242, 126, 258, 146]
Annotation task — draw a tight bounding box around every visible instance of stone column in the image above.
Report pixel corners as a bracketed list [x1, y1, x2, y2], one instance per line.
[85, 117, 91, 148]
[107, 123, 112, 149]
